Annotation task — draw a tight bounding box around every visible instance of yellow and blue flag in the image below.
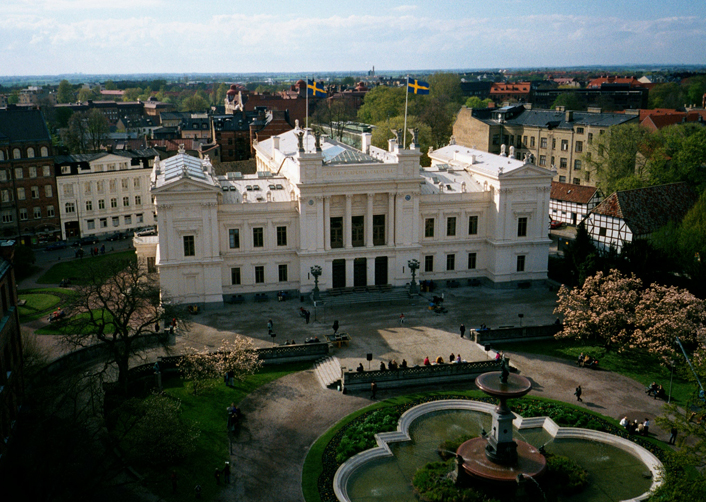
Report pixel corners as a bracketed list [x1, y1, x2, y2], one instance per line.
[407, 78, 430, 95]
[307, 79, 327, 97]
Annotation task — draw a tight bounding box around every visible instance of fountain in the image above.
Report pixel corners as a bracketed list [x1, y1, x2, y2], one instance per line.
[453, 358, 546, 487]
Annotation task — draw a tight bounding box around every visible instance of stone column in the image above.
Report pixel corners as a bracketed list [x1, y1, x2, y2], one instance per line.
[345, 258, 354, 288]
[366, 193, 374, 248]
[387, 193, 395, 246]
[324, 196, 331, 251]
[412, 194, 420, 244]
[345, 194, 352, 249]
[316, 196, 324, 251]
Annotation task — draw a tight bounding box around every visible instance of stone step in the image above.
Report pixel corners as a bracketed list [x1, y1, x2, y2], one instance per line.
[314, 356, 341, 389]
[321, 289, 412, 307]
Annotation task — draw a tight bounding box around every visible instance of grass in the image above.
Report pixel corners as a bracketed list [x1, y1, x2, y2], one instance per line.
[36, 250, 136, 285]
[17, 287, 77, 322]
[130, 362, 312, 502]
[499, 339, 699, 405]
[34, 309, 115, 335]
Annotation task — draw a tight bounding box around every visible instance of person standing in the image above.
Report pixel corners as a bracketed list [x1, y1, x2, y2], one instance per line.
[332, 320, 339, 334]
[399, 313, 405, 326]
[668, 426, 678, 445]
[267, 319, 273, 334]
[460, 324, 466, 338]
[214, 467, 221, 485]
[304, 310, 310, 324]
[223, 462, 231, 484]
[575, 385, 583, 402]
[371, 381, 377, 399]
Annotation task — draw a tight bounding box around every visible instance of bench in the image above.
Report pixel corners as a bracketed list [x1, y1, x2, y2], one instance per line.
[325, 332, 351, 348]
[254, 293, 268, 303]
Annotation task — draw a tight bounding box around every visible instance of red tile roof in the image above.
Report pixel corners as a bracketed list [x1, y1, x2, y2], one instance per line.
[550, 182, 600, 204]
[490, 82, 531, 94]
[591, 183, 698, 236]
[587, 76, 644, 88]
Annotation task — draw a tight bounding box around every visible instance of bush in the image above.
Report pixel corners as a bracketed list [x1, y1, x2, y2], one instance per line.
[413, 460, 498, 502]
[544, 454, 588, 495]
[438, 435, 474, 460]
[334, 408, 401, 464]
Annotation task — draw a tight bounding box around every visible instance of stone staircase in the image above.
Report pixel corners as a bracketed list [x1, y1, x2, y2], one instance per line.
[314, 356, 342, 389]
[320, 287, 412, 308]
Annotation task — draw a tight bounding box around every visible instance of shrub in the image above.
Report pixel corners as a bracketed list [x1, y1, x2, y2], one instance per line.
[334, 408, 401, 464]
[412, 460, 498, 502]
[544, 454, 589, 495]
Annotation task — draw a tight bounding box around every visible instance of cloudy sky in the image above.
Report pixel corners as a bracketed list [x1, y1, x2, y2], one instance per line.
[1, 0, 705, 76]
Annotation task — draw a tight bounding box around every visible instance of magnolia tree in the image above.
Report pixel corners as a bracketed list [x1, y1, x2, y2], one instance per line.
[555, 269, 706, 362]
[178, 337, 262, 394]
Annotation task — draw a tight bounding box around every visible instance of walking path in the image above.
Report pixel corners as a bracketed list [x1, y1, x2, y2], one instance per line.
[18, 261, 674, 502]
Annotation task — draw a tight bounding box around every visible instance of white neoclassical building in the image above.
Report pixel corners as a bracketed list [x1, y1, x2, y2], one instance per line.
[135, 128, 553, 306]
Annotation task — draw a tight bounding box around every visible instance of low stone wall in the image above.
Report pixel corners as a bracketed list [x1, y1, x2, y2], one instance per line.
[341, 359, 502, 392]
[473, 324, 561, 346]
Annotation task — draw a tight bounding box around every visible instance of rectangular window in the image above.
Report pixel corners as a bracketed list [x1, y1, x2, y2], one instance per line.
[552, 138, 556, 150]
[330, 217, 343, 248]
[100, 218, 107, 228]
[0, 171, 6, 182]
[43, 165, 50, 177]
[561, 139, 568, 151]
[584, 171, 591, 182]
[133, 178, 140, 189]
[136, 213, 144, 223]
[573, 178, 581, 185]
[599, 227, 606, 237]
[183, 235, 195, 256]
[1, 190, 9, 203]
[2, 210, 13, 223]
[17, 187, 25, 200]
[446, 254, 455, 271]
[253, 227, 264, 248]
[31, 186, 39, 199]
[351, 215, 364, 246]
[44, 185, 52, 197]
[229, 229, 240, 249]
[468, 252, 477, 270]
[446, 216, 456, 237]
[123, 196, 129, 207]
[373, 215, 385, 245]
[84, 181, 91, 194]
[47, 205, 54, 217]
[277, 226, 287, 246]
[60, 165, 70, 174]
[530, 136, 535, 148]
[559, 175, 566, 182]
[87, 219, 95, 229]
[110, 198, 117, 208]
[560, 158, 567, 169]
[121, 179, 129, 190]
[63, 184, 73, 196]
[109, 180, 116, 192]
[424, 255, 434, 272]
[112, 216, 119, 227]
[29, 166, 37, 178]
[65, 202, 75, 213]
[424, 218, 434, 238]
[523, 135, 527, 146]
[255, 265, 264, 283]
[85, 200, 92, 211]
[576, 127, 584, 134]
[492, 134, 499, 145]
[19, 208, 28, 220]
[575, 141, 583, 153]
[574, 160, 582, 170]
[231, 267, 241, 285]
[539, 155, 546, 166]
[33, 207, 41, 219]
[468, 215, 478, 235]
[96, 180, 104, 193]
[278, 264, 288, 282]
[551, 156, 555, 166]
[517, 255, 526, 272]
[135, 195, 141, 205]
[99, 199, 105, 209]
[587, 133, 593, 144]
[124, 215, 132, 225]
[517, 217, 528, 237]
[14, 168, 23, 179]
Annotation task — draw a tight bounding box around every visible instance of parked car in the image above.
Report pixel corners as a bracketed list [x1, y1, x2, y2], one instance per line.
[71, 236, 99, 247]
[104, 231, 126, 241]
[550, 220, 565, 230]
[45, 241, 68, 251]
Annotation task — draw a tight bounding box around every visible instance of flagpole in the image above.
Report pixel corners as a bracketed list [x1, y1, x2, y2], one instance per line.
[403, 76, 409, 149]
[306, 75, 309, 129]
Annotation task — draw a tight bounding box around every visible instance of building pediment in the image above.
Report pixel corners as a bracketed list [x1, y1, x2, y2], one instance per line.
[152, 177, 220, 194]
[500, 164, 554, 179]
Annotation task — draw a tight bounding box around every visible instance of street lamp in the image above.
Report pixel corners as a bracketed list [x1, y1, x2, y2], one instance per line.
[310, 265, 322, 301]
[668, 359, 675, 404]
[407, 259, 420, 294]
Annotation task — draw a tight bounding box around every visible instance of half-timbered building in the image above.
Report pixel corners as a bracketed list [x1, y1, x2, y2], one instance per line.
[549, 182, 602, 226]
[585, 183, 697, 252]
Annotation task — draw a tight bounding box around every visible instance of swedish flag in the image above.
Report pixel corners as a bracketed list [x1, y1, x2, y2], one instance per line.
[307, 79, 327, 97]
[407, 78, 430, 95]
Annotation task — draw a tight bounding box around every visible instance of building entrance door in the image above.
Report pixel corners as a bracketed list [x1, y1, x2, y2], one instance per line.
[332, 259, 346, 289]
[353, 258, 367, 287]
[374, 256, 388, 285]
[571, 212, 577, 225]
[64, 221, 79, 238]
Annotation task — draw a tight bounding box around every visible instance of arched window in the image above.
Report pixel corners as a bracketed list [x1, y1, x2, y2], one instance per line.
[27, 147, 35, 158]
[65, 202, 75, 214]
[13, 148, 21, 159]
[40, 146, 48, 157]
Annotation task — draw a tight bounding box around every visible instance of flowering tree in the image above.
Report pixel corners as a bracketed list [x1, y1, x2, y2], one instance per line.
[555, 269, 643, 350]
[178, 337, 262, 394]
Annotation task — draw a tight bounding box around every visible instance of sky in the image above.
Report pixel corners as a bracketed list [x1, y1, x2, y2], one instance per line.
[1, 0, 705, 77]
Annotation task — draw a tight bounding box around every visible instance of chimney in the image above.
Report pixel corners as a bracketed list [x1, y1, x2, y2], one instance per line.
[272, 135, 280, 151]
[565, 111, 573, 122]
[361, 132, 372, 154]
[388, 138, 397, 152]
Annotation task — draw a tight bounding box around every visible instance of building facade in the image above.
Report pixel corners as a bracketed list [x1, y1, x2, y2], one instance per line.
[0, 108, 61, 245]
[549, 182, 602, 226]
[452, 105, 638, 187]
[55, 150, 158, 239]
[136, 128, 553, 306]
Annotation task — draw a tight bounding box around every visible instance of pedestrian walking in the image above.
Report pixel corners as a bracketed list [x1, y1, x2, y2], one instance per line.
[223, 462, 231, 484]
[575, 385, 583, 402]
[668, 426, 678, 445]
[304, 309, 310, 324]
[460, 324, 466, 338]
[267, 319, 273, 334]
[371, 381, 377, 399]
[332, 320, 339, 334]
[399, 313, 405, 326]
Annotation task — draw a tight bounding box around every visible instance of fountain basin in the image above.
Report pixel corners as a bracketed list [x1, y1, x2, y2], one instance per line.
[475, 372, 532, 400]
[457, 436, 546, 484]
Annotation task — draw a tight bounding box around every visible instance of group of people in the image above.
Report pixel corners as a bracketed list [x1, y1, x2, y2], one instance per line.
[577, 353, 599, 368]
[423, 353, 464, 365]
[619, 416, 651, 436]
[646, 381, 666, 399]
[298, 307, 311, 323]
[283, 339, 297, 345]
[277, 291, 288, 301]
[49, 307, 65, 322]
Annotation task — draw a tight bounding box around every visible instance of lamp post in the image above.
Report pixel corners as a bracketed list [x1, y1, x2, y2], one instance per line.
[407, 259, 420, 295]
[310, 265, 322, 301]
[668, 360, 675, 404]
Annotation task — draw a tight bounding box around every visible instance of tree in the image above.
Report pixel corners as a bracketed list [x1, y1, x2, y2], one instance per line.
[180, 92, 210, 112]
[464, 96, 493, 109]
[419, 96, 456, 149]
[57, 79, 74, 103]
[551, 92, 585, 111]
[85, 109, 109, 152]
[428, 72, 464, 106]
[357, 86, 406, 124]
[648, 82, 685, 109]
[62, 111, 89, 153]
[647, 124, 706, 192]
[371, 115, 433, 165]
[177, 337, 262, 395]
[312, 99, 356, 140]
[63, 259, 186, 394]
[104, 80, 117, 91]
[77, 87, 96, 103]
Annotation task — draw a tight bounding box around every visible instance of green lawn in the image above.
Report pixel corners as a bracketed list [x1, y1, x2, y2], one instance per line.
[133, 362, 312, 502]
[34, 309, 115, 335]
[18, 287, 77, 322]
[36, 250, 136, 285]
[499, 339, 698, 405]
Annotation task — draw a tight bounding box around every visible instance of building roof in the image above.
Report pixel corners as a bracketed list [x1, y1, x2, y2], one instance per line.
[217, 174, 294, 204]
[591, 183, 698, 236]
[550, 182, 599, 204]
[0, 108, 51, 143]
[258, 128, 381, 165]
[471, 105, 637, 130]
[587, 76, 644, 88]
[431, 144, 531, 177]
[490, 82, 531, 94]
